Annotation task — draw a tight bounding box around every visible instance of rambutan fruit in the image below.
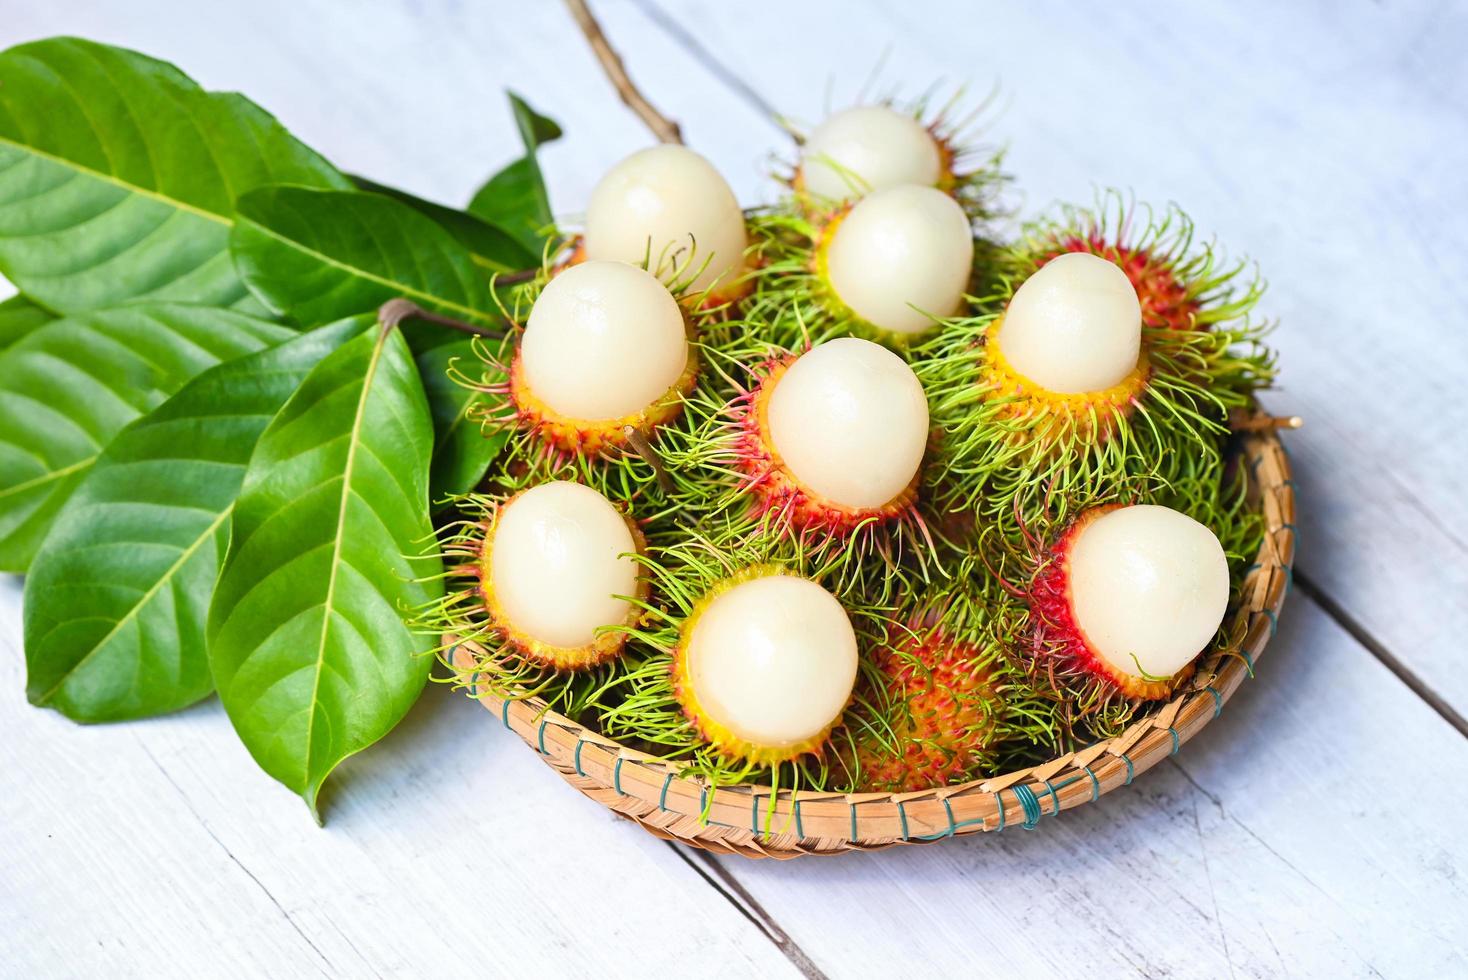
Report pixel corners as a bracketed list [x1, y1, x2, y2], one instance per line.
[745, 185, 975, 350]
[658, 336, 934, 596]
[919, 247, 1275, 539]
[672, 565, 858, 766]
[592, 530, 880, 787]
[428, 481, 648, 702]
[1011, 194, 1263, 333]
[1025, 503, 1229, 704]
[473, 260, 699, 464]
[572, 144, 750, 306]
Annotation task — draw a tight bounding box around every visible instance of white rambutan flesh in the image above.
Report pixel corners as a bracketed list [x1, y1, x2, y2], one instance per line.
[823, 185, 974, 335]
[584, 144, 748, 295]
[801, 105, 942, 201]
[1067, 504, 1230, 681]
[996, 251, 1142, 394]
[490, 481, 640, 650]
[767, 338, 929, 509]
[686, 573, 858, 748]
[522, 261, 689, 420]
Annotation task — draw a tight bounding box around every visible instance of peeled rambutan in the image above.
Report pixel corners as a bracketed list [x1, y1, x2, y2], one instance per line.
[660, 336, 932, 580]
[490, 260, 698, 459]
[577, 144, 750, 305]
[745, 184, 975, 350]
[433, 481, 648, 677]
[671, 565, 859, 766]
[1026, 503, 1229, 701]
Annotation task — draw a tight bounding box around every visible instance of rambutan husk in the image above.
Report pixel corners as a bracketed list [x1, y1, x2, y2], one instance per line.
[1008, 192, 1264, 333]
[915, 254, 1276, 545]
[833, 596, 1064, 793]
[418, 490, 650, 714]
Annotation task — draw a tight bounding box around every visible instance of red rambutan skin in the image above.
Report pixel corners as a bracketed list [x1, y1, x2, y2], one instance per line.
[855, 629, 1002, 793]
[1037, 236, 1199, 332]
[1027, 506, 1189, 701]
[731, 354, 921, 539]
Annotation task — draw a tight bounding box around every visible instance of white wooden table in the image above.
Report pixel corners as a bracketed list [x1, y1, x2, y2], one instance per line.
[3, 2, 1466, 977]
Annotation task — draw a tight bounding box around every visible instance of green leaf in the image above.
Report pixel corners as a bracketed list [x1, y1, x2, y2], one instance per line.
[349, 175, 537, 272]
[467, 92, 562, 255]
[207, 325, 443, 818]
[0, 294, 52, 349]
[416, 338, 508, 504]
[231, 186, 501, 332]
[0, 37, 348, 314]
[23, 319, 368, 722]
[0, 303, 293, 571]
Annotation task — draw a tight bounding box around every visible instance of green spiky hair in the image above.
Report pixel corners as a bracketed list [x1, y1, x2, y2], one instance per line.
[914, 219, 1276, 547]
[827, 576, 1067, 792]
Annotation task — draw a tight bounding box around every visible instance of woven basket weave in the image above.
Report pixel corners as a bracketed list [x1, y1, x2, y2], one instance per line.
[450, 431, 1294, 859]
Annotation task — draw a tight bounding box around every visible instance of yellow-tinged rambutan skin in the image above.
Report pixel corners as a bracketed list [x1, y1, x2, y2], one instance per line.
[475, 486, 649, 671]
[979, 316, 1152, 444]
[734, 352, 922, 537]
[671, 565, 857, 766]
[854, 629, 1004, 793]
[507, 344, 697, 458]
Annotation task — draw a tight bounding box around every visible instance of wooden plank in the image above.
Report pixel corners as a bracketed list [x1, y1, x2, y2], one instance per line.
[639, 0, 1468, 719]
[0, 581, 801, 978]
[698, 595, 1468, 978]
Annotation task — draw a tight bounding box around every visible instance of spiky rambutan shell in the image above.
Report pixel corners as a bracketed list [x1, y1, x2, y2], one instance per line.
[1010, 193, 1263, 333]
[849, 625, 1006, 792]
[917, 249, 1275, 543]
[505, 339, 698, 458]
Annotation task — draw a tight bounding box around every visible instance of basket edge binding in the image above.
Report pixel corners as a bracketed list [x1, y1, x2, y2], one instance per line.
[449, 431, 1295, 859]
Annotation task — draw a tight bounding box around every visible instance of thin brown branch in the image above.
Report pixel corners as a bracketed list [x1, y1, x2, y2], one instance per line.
[563, 0, 684, 145]
[377, 298, 502, 339]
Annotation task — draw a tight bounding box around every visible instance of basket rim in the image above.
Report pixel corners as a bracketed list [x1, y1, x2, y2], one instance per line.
[450, 430, 1295, 859]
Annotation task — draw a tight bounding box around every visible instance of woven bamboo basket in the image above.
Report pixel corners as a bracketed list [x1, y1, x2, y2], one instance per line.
[450, 430, 1294, 859]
